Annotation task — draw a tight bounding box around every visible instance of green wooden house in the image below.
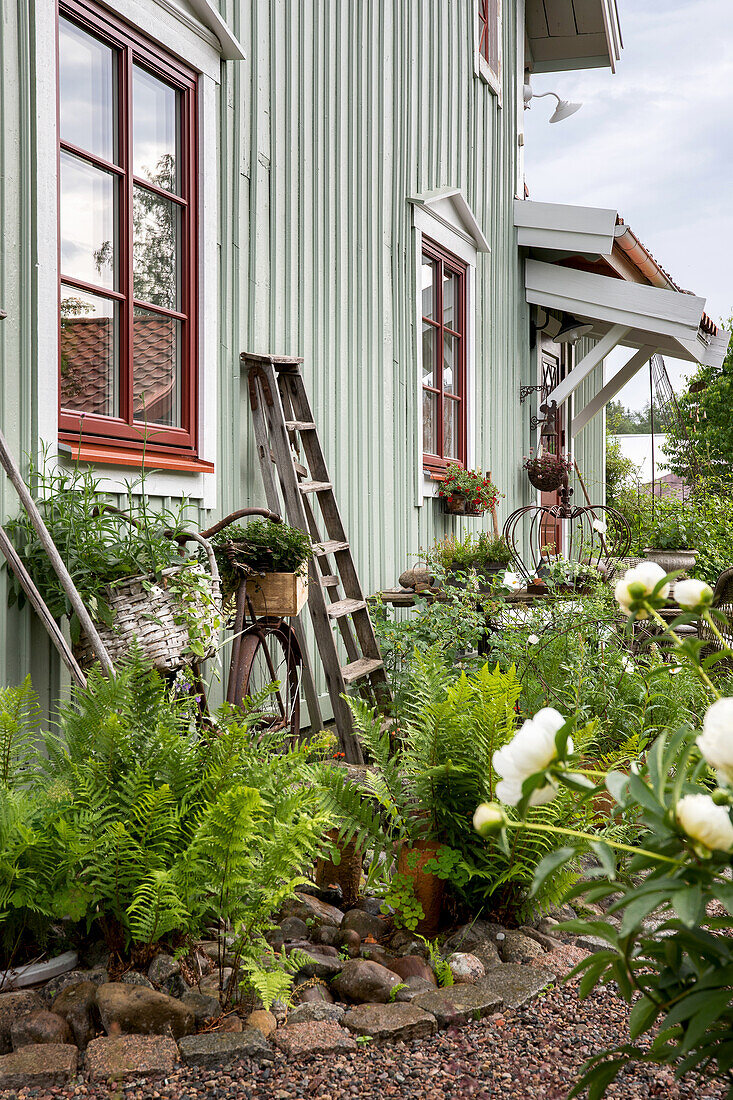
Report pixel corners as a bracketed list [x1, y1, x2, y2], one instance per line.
[0, 0, 725, 716]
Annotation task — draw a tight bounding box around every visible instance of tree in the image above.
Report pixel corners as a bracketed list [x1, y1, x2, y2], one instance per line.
[664, 318, 733, 482]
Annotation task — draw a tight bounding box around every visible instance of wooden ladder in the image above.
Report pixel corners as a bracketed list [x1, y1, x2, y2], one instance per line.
[242, 352, 392, 764]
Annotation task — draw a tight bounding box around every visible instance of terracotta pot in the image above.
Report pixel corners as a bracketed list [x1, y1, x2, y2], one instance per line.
[315, 830, 363, 908]
[643, 548, 698, 574]
[397, 840, 445, 934]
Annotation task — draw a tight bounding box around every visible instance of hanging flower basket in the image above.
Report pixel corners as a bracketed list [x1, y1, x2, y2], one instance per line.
[523, 450, 573, 492]
[437, 464, 501, 518]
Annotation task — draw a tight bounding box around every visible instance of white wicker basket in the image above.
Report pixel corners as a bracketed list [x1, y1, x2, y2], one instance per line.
[73, 540, 221, 673]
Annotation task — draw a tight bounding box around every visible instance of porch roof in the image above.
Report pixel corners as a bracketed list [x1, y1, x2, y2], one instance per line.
[526, 0, 622, 74]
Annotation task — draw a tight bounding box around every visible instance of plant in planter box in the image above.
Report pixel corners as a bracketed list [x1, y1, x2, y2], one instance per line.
[541, 557, 602, 594]
[211, 518, 312, 617]
[644, 515, 697, 574]
[427, 531, 513, 576]
[437, 465, 501, 516]
[523, 449, 573, 492]
[5, 462, 220, 669]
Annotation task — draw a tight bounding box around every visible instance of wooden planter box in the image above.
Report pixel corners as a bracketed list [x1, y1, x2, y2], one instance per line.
[247, 572, 308, 617]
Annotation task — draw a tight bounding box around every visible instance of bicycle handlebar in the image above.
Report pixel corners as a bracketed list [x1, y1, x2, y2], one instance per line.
[199, 507, 282, 540]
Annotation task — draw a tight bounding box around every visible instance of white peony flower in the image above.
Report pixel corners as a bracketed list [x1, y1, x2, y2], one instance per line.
[698, 698, 733, 785]
[674, 578, 714, 611]
[473, 802, 505, 836]
[492, 707, 571, 807]
[621, 654, 635, 673]
[613, 562, 670, 618]
[527, 634, 540, 645]
[502, 571, 522, 592]
[676, 792, 733, 853]
[592, 518, 608, 534]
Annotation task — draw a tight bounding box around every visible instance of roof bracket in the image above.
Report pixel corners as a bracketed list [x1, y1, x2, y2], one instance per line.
[572, 345, 657, 437]
[546, 324, 630, 408]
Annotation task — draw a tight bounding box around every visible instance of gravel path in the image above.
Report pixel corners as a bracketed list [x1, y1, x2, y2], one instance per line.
[5, 980, 727, 1100]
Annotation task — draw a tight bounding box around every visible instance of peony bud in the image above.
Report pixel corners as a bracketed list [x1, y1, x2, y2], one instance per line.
[698, 698, 733, 785]
[674, 578, 713, 611]
[676, 792, 733, 853]
[473, 802, 505, 836]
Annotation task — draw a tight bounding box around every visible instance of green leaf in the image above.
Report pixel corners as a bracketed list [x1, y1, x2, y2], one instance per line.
[629, 996, 659, 1040]
[590, 840, 616, 880]
[569, 1058, 627, 1100]
[672, 884, 703, 927]
[530, 846, 576, 898]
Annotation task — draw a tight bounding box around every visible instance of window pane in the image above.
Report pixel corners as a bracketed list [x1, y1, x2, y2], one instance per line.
[133, 65, 180, 194]
[422, 324, 437, 387]
[422, 391, 437, 455]
[59, 285, 118, 417]
[421, 258, 436, 320]
[443, 270, 459, 331]
[61, 151, 117, 290]
[443, 333, 460, 395]
[133, 186, 180, 309]
[59, 17, 115, 162]
[133, 309, 181, 427]
[443, 396, 460, 460]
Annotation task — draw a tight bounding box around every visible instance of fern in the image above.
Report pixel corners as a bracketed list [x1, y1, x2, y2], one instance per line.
[127, 870, 189, 945]
[0, 678, 40, 788]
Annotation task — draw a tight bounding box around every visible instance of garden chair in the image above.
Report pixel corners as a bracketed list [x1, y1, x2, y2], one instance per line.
[698, 567, 733, 662]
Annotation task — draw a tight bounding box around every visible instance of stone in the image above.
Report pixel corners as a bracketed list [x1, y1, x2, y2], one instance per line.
[52, 981, 98, 1050]
[287, 1002, 345, 1025]
[478, 964, 554, 1009]
[530, 943, 589, 978]
[0, 1043, 78, 1088]
[121, 972, 155, 989]
[413, 984, 503, 1027]
[179, 1030, 274, 1067]
[293, 984, 334, 1005]
[392, 976, 436, 1002]
[220, 1014, 243, 1032]
[441, 920, 501, 954]
[199, 968, 233, 998]
[0, 991, 44, 1054]
[342, 1002, 437, 1042]
[331, 959, 401, 1004]
[85, 1035, 178, 1080]
[520, 924, 560, 951]
[472, 940, 502, 971]
[280, 916, 309, 940]
[273, 1021, 357, 1058]
[247, 1009, 277, 1038]
[96, 982, 195, 1039]
[314, 925, 342, 948]
[387, 955, 436, 986]
[388, 931, 429, 958]
[10, 1010, 71, 1050]
[353, 897, 383, 916]
[81, 941, 112, 970]
[291, 892, 344, 928]
[360, 944, 397, 968]
[446, 952, 485, 985]
[148, 953, 189, 998]
[341, 909, 388, 942]
[575, 933, 613, 954]
[42, 967, 108, 1005]
[339, 929, 361, 957]
[288, 947, 343, 981]
[180, 991, 221, 1025]
[499, 931, 547, 964]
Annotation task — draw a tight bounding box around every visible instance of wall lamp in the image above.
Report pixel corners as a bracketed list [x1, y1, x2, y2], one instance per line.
[523, 83, 582, 123]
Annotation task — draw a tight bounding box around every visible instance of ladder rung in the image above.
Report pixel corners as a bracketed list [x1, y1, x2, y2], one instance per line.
[313, 540, 350, 556]
[285, 420, 317, 431]
[327, 598, 367, 619]
[341, 657, 384, 685]
[320, 575, 340, 588]
[299, 480, 332, 494]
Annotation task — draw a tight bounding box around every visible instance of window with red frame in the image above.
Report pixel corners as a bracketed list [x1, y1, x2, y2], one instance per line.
[421, 239, 467, 472]
[58, 0, 198, 459]
[478, 0, 500, 77]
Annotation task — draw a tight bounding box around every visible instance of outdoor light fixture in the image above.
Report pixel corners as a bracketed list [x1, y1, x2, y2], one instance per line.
[555, 314, 593, 344]
[523, 82, 582, 123]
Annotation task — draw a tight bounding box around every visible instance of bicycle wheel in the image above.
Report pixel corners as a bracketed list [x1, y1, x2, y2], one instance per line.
[232, 617, 303, 737]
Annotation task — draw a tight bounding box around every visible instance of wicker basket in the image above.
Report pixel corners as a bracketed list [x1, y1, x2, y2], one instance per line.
[73, 541, 221, 673]
[526, 465, 567, 492]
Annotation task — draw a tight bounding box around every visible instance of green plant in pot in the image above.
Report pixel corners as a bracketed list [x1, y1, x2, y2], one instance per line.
[427, 531, 513, 591]
[437, 465, 501, 517]
[540, 557, 602, 595]
[5, 461, 220, 670]
[211, 518, 311, 616]
[644, 515, 697, 575]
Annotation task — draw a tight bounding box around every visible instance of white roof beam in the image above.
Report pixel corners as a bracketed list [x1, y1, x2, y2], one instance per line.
[514, 199, 617, 256]
[546, 324, 630, 408]
[572, 345, 657, 437]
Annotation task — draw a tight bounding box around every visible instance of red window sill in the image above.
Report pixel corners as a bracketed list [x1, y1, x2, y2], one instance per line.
[423, 460, 465, 479]
[59, 442, 215, 473]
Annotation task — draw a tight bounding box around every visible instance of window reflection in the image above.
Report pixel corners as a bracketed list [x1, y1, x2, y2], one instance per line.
[59, 17, 115, 162]
[61, 152, 117, 289]
[59, 285, 118, 417]
[133, 186, 179, 310]
[133, 66, 179, 193]
[133, 309, 181, 426]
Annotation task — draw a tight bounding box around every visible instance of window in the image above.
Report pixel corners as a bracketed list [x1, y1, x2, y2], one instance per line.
[58, 0, 199, 459]
[477, 0, 501, 94]
[421, 239, 467, 472]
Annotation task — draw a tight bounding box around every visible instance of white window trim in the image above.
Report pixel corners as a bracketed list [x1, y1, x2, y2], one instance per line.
[474, 0, 503, 104]
[409, 193, 489, 506]
[34, 0, 223, 506]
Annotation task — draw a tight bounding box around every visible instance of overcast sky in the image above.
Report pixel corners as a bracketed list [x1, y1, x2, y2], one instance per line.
[523, 0, 733, 411]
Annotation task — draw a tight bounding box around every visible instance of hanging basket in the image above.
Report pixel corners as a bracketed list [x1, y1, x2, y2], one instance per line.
[73, 541, 221, 673]
[526, 465, 567, 492]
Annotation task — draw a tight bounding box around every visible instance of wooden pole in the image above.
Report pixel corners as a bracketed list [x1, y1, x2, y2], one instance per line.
[0, 434, 114, 675]
[487, 470, 500, 539]
[574, 459, 609, 556]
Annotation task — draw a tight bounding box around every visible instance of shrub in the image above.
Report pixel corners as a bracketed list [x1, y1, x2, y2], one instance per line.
[426, 531, 512, 570]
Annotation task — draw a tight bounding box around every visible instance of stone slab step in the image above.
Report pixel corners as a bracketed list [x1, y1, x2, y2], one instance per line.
[342, 1002, 437, 1042]
[179, 1030, 274, 1067]
[0, 1043, 78, 1089]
